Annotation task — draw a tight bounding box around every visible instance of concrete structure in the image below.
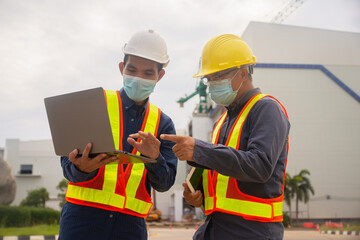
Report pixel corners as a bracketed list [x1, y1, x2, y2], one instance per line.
[242, 21, 360, 219]
[185, 21, 360, 220]
[5, 139, 63, 210]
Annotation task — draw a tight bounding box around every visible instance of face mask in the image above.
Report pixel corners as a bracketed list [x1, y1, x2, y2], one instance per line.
[208, 70, 242, 106]
[123, 74, 156, 102]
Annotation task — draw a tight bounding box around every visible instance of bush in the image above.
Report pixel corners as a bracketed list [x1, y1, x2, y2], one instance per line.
[29, 207, 60, 225]
[20, 188, 49, 207]
[0, 206, 60, 227]
[0, 206, 31, 227]
[283, 212, 291, 228]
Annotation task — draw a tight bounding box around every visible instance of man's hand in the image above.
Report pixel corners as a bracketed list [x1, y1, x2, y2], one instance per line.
[69, 143, 118, 173]
[160, 134, 195, 161]
[127, 131, 160, 160]
[182, 182, 203, 207]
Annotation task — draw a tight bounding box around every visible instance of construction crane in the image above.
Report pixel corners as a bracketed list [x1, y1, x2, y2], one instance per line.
[177, 79, 210, 114]
[270, 0, 307, 24]
[177, 59, 211, 114]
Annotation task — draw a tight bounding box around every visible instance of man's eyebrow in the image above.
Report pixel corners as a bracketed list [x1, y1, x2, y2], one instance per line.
[145, 69, 156, 73]
[126, 64, 137, 70]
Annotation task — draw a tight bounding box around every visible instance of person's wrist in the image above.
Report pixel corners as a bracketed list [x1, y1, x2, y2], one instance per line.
[151, 150, 159, 160]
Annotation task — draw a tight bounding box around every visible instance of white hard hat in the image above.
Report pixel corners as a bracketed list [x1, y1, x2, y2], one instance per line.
[123, 29, 170, 68]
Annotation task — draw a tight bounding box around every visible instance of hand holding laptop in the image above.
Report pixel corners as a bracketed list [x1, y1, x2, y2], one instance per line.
[69, 143, 118, 173]
[127, 131, 160, 160]
[44, 88, 157, 164]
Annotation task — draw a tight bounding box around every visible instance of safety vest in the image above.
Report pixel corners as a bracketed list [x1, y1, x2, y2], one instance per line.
[65, 90, 161, 218]
[202, 93, 289, 222]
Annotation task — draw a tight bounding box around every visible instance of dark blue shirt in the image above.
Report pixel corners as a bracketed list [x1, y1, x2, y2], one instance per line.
[59, 88, 177, 240]
[190, 88, 290, 240]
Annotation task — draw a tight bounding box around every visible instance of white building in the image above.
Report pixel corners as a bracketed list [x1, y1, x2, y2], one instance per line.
[243, 21, 360, 219]
[5, 139, 64, 210]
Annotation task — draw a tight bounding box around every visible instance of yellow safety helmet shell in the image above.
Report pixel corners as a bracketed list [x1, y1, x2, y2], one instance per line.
[193, 34, 257, 78]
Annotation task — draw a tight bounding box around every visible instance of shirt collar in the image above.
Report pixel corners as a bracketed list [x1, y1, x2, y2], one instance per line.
[226, 88, 261, 112]
[119, 88, 149, 114]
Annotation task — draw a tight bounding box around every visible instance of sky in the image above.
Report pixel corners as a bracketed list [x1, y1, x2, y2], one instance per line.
[0, 0, 359, 148]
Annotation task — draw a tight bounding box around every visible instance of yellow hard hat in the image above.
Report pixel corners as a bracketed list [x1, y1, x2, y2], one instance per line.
[193, 34, 257, 78]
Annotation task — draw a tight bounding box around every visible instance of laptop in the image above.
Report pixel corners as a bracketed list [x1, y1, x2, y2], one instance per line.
[44, 87, 156, 164]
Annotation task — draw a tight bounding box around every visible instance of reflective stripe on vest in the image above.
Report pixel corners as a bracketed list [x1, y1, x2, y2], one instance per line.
[203, 93, 288, 222]
[123, 100, 160, 216]
[66, 90, 160, 217]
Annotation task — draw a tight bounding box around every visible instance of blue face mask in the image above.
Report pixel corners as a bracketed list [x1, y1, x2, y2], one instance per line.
[123, 74, 156, 102]
[208, 70, 242, 106]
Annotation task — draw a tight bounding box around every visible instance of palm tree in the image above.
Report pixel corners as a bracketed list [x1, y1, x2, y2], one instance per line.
[294, 169, 315, 222]
[283, 170, 315, 223]
[284, 173, 294, 217]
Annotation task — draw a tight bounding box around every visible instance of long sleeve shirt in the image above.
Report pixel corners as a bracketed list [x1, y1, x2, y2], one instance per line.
[190, 88, 290, 240]
[59, 88, 177, 240]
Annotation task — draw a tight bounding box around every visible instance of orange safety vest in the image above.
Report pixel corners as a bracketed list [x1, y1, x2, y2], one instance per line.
[202, 93, 289, 222]
[65, 90, 161, 218]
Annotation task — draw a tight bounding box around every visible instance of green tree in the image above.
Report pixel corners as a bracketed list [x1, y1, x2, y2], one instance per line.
[284, 170, 315, 223]
[294, 169, 314, 222]
[20, 187, 49, 207]
[56, 179, 69, 208]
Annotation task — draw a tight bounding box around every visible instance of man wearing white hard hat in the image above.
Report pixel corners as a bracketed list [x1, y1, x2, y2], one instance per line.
[59, 30, 177, 240]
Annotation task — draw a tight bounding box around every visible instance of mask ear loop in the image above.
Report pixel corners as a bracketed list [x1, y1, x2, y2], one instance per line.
[231, 69, 243, 92]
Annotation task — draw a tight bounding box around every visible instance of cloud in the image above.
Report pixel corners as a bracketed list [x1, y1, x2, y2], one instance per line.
[0, 0, 359, 147]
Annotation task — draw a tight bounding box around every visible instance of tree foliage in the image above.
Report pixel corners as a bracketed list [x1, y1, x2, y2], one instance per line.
[20, 187, 49, 207]
[56, 178, 69, 208]
[283, 169, 315, 223]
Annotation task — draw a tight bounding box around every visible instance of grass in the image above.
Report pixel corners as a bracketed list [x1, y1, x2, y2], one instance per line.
[0, 224, 59, 236]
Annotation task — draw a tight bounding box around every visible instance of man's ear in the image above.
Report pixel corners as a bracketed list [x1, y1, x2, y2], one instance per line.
[119, 62, 124, 75]
[240, 67, 248, 80]
[157, 69, 165, 83]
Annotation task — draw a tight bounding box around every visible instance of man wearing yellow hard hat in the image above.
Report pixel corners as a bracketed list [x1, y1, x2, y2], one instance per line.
[161, 34, 290, 239]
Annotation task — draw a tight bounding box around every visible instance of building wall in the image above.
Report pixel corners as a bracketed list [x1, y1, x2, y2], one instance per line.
[5, 139, 64, 210]
[252, 66, 360, 219]
[242, 21, 360, 66]
[240, 22, 360, 219]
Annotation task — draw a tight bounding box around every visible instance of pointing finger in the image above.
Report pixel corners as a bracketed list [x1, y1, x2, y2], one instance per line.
[160, 134, 181, 143]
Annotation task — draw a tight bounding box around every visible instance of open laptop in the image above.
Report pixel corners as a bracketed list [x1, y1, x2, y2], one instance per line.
[44, 87, 156, 164]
